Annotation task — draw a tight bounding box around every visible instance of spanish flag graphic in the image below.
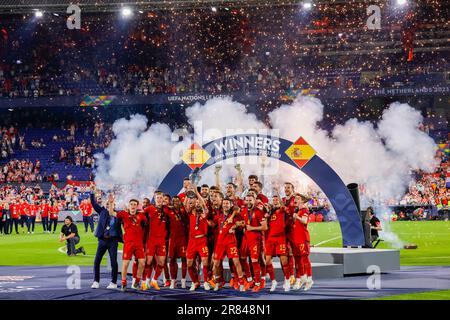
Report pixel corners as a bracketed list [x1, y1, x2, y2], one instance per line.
[181, 143, 211, 170]
[285, 137, 316, 169]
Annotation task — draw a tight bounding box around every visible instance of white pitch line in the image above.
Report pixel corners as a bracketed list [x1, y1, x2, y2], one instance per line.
[405, 256, 450, 260]
[58, 246, 66, 254]
[314, 236, 341, 247]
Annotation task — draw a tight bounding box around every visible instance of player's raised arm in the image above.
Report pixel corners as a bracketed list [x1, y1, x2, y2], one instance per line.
[193, 183, 208, 211]
[89, 182, 103, 213]
[214, 165, 223, 191]
[107, 195, 117, 217]
[234, 164, 244, 195]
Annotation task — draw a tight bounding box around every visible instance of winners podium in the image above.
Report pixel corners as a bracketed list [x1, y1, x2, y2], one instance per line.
[112, 247, 400, 280]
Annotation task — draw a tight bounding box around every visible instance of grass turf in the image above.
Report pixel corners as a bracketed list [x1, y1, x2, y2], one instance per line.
[368, 289, 450, 300]
[309, 220, 450, 266]
[0, 220, 449, 267]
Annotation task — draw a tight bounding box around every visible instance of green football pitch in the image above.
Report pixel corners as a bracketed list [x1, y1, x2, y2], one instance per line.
[0, 220, 449, 267]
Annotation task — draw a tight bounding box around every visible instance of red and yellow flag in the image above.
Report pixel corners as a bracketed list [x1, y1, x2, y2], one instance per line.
[285, 137, 316, 169]
[181, 143, 211, 170]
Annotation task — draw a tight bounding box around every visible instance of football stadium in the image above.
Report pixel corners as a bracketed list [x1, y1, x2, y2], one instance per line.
[0, 0, 449, 306]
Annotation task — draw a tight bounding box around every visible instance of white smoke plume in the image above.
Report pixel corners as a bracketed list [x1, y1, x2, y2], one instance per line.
[269, 96, 438, 247]
[94, 114, 190, 207]
[94, 96, 438, 247]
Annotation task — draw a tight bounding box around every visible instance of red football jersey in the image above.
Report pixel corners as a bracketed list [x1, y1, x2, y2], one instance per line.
[215, 210, 238, 243]
[117, 210, 147, 243]
[267, 207, 286, 238]
[166, 207, 187, 240]
[232, 197, 245, 208]
[293, 208, 310, 243]
[178, 192, 186, 204]
[144, 205, 168, 239]
[257, 194, 269, 204]
[282, 195, 296, 233]
[240, 207, 265, 240]
[188, 210, 209, 239]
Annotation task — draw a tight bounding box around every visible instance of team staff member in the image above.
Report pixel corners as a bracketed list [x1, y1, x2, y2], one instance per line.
[80, 198, 94, 233]
[90, 184, 123, 290]
[10, 200, 20, 234]
[368, 207, 382, 242]
[48, 200, 60, 233]
[59, 216, 86, 256]
[19, 199, 29, 233]
[40, 200, 50, 233]
[2, 202, 12, 234]
[27, 201, 38, 234]
[0, 201, 3, 234]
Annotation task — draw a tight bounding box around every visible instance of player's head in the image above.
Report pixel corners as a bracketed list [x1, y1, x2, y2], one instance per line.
[128, 199, 139, 214]
[225, 182, 237, 197]
[222, 197, 232, 211]
[272, 194, 281, 207]
[247, 188, 257, 198]
[172, 196, 181, 208]
[154, 191, 163, 206]
[142, 197, 151, 208]
[367, 207, 374, 217]
[245, 194, 256, 209]
[64, 216, 73, 226]
[295, 193, 310, 207]
[253, 181, 263, 194]
[163, 194, 171, 206]
[284, 182, 294, 196]
[208, 185, 218, 198]
[200, 184, 209, 198]
[248, 175, 258, 187]
[212, 191, 224, 207]
[183, 178, 191, 189]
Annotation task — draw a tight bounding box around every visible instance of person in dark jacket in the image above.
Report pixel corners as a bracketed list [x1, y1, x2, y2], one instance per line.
[90, 183, 123, 289]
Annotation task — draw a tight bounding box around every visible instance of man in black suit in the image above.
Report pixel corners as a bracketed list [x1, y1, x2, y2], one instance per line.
[90, 183, 123, 290]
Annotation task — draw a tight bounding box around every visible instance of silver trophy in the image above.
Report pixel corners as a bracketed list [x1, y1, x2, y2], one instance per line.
[186, 167, 202, 199]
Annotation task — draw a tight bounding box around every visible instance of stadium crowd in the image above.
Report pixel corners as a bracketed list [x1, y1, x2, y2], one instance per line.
[0, 3, 448, 98]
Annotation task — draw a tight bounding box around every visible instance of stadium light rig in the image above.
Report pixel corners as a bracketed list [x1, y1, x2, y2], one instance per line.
[396, 0, 408, 6]
[34, 10, 43, 18]
[303, 1, 312, 10]
[121, 7, 133, 18]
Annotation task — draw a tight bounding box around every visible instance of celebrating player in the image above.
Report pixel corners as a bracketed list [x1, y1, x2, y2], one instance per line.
[237, 194, 267, 291]
[212, 198, 246, 291]
[142, 191, 168, 291]
[292, 193, 313, 291]
[264, 195, 291, 292]
[166, 195, 188, 288]
[185, 186, 211, 291]
[108, 198, 147, 292]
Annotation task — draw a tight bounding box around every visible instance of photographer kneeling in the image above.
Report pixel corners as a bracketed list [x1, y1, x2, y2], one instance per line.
[59, 216, 86, 256]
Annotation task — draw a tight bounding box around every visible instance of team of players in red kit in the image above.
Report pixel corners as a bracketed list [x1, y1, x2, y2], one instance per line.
[106, 177, 313, 293]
